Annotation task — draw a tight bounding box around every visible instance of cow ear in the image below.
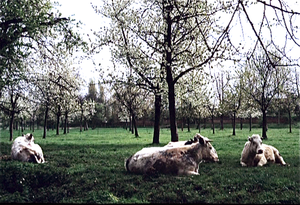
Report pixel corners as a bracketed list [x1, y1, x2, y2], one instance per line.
[193, 136, 198, 142]
[248, 136, 252, 142]
[27, 133, 33, 140]
[199, 137, 205, 145]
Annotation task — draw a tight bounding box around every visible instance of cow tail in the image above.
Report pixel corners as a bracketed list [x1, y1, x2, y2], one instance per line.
[125, 155, 132, 172]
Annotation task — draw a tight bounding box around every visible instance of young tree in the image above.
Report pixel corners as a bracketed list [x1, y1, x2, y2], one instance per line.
[239, 48, 290, 139]
[224, 76, 243, 136]
[112, 82, 150, 137]
[214, 70, 231, 130]
[280, 68, 299, 133]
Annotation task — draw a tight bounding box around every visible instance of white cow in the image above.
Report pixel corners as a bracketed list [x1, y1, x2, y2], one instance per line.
[11, 133, 45, 163]
[240, 134, 286, 167]
[125, 135, 219, 175]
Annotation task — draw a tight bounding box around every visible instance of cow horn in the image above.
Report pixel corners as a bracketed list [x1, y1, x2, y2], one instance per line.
[207, 139, 213, 142]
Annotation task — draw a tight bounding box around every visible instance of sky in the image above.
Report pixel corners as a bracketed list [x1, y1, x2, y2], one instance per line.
[53, 0, 112, 93]
[54, 0, 300, 94]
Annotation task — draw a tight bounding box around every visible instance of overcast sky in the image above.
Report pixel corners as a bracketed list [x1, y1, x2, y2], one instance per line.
[53, 0, 112, 93]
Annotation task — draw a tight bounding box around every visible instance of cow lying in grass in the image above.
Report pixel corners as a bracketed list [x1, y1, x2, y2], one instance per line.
[240, 134, 286, 167]
[125, 134, 219, 175]
[11, 133, 45, 163]
[164, 133, 219, 163]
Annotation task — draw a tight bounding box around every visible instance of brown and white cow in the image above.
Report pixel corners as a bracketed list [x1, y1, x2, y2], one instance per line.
[11, 133, 45, 163]
[240, 134, 286, 167]
[125, 135, 219, 175]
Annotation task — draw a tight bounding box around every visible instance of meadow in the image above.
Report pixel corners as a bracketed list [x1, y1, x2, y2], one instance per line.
[0, 125, 299, 204]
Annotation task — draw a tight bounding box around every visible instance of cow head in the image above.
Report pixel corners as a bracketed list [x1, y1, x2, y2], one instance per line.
[197, 135, 219, 162]
[248, 134, 264, 154]
[24, 133, 34, 143]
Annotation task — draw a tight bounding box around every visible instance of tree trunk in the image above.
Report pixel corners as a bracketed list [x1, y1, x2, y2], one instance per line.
[249, 113, 252, 132]
[187, 117, 190, 132]
[211, 115, 215, 134]
[80, 110, 83, 132]
[85, 119, 89, 131]
[198, 113, 201, 133]
[232, 112, 236, 136]
[43, 106, 48, 139]
[64, 112, 68, 134]
[32, 119, 35, 132]
[168, 82, 178, 141]
[152, 94, 161, 144]
[262, 110, 268, 139]
[240, 117, 243, 130]
[165, 4, 178, 142]
[288, 110, 292, 133]
[133, 115, 139, 137]
[9, 113, 14, 141]
[220, 114, 224, 130]
[56, 113, 60, 135]
[131, 113, 134, 134]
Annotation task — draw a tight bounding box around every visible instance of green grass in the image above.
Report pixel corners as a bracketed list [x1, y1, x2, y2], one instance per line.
[0, 126, 299, 203]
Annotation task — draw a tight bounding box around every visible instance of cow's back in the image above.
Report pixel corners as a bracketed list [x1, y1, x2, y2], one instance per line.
[11, 137, 26, 160]
[125, 147, 168, 174]
[125, 145, 200, 175]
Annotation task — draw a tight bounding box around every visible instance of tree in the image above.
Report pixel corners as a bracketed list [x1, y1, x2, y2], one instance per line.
[224, 75, 243, 136]
[213, 70, 231, 130]
[0, 0, 87, 139]
[0, 0, 83, 94]
[239, 48, 290, 139]
[112, 82, 150, 137]
[94, 0, 300, 141]
[95, 0, 232, 141]
[0, 72, 30, 141]
[94, 1, 165, 143]
[280, 68, 299, 133]
[77, 96, 96, 132]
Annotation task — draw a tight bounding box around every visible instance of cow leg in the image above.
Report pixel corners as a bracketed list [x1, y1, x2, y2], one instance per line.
[20, 145, 38, 156]
[186, 171, 200, 175]
[275, 152, 286, 165]
[257, 156, 267, 166]
[240, 161, 247, 167]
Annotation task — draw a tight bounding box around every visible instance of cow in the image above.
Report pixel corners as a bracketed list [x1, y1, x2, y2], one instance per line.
[125, 135, 219, 175]
[240, 134, 286, 167]
[11, 133, 45, 163]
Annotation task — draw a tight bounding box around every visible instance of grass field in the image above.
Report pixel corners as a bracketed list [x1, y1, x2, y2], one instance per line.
[0, 125, 299, 203]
